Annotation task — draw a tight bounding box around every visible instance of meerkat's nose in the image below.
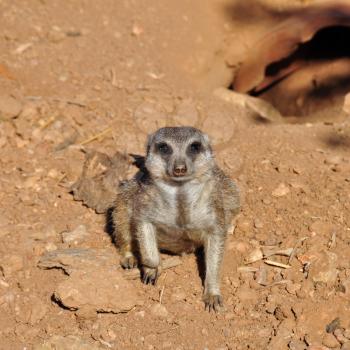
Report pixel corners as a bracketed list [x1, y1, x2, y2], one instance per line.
[173, 164, 187, 177]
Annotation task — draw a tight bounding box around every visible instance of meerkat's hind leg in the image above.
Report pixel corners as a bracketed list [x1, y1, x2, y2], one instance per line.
[120, 250, 138, 269]
[112, 196, 138, 269]
[117, 233, 138, 269]
[118, 224, 137, 269]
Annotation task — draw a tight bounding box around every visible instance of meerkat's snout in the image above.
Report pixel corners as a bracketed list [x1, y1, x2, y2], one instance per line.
[173, 160, 187, 177]
[167, 154, 192, 180]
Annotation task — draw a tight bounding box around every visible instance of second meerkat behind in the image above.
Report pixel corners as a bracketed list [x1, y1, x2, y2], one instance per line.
[112, 126, 240, 311]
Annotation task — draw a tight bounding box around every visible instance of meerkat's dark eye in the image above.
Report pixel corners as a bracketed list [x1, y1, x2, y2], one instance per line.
[156, 142, 172, 155]
[189, 141, 202, 154]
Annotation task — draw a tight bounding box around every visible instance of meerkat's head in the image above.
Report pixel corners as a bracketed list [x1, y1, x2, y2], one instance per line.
[145, 126, 215, 183]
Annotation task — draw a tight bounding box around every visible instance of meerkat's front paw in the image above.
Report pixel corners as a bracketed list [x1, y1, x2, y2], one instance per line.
[203, 293, 223, 312]
[120, 254, 138, 269]
[142, 266, 161, 285]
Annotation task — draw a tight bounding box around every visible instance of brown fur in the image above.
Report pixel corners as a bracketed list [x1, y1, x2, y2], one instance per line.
[112, 127, 240, 311]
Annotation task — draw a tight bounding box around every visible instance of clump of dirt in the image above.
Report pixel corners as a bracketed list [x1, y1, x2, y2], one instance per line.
[71, 150, 132, 214]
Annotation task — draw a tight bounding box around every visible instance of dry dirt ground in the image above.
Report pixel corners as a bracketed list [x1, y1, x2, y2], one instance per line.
[1, 0, 350, 349]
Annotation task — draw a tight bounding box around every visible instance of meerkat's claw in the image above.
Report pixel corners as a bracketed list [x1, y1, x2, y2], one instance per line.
[142, 266, 161, 285]
[203, 294, 223, 313]
[120, 255, 138, 269]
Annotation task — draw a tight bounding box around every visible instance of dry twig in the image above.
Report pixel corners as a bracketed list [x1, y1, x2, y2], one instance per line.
[40, 116, 56, 130]
[159, 272, 168, 304]
[79, 127, 112, 146]
[328, 232, 336, 249]
[264, 260, 291, 269]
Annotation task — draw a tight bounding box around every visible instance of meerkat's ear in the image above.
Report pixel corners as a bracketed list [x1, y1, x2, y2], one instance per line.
[202, 132, 213, 152]
[146, 133, 155, 154]
[203, 132, 211, 148]
[202, 132, 210, 144]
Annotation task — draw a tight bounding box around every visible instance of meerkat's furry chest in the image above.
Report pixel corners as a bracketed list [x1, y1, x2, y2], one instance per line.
[146, 179, 216, 234]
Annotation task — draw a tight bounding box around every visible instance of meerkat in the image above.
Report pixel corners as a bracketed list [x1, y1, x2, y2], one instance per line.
[112, 126, 240, 311]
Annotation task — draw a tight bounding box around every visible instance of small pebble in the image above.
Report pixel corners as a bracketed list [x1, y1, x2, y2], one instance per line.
[150, 304, 168, 319]
[0, 255, 23, 277]
[0, 95, 22, 120]
[265, 301, 276, 314]
[286, 283, 301, 295]
[274, 306, 286, 321]
[341, 342, 350, 350]
[135, 310, 145, 318]
[344, 330, 350, 340]
[272, 183, 290, 197]
[48, 26, 66, 43]
[62, 225, 89, 244]
[288, 339, 306, 350]
[291, 304, 303, 320]
[292, 166, 302, 174]
[308, 345, 331, 350]
[323, 333, 340, 348]
[334, 329, 348, 344]
[324, 155, 342, 166]
[236, 219, 251, 233]
[132, 24, 143, 36]
[201, 328, 208, 336]
[45, 242, 57, 252]
[254, 218, 263, 229]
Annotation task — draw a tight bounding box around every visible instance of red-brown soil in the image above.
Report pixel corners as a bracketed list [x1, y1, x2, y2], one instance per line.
[0, 1, 350, 349]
